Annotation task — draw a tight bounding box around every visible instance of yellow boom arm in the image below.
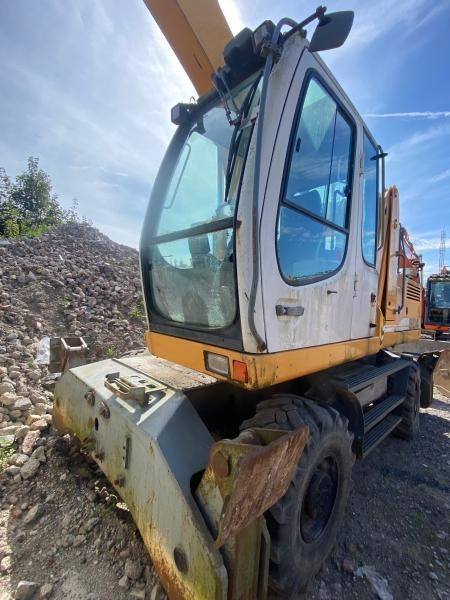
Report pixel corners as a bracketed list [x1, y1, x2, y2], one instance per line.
[142, 0, 233, 96]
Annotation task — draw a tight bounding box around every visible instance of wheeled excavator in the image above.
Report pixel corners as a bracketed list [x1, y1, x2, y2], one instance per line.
[51, 2, 446, 598]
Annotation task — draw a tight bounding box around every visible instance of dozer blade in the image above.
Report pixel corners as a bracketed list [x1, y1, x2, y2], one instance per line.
[435, 348, 450, 397]
[53, 357, 227, 599]
[53, 354, 308, 599]
[395, 339, 450, 398]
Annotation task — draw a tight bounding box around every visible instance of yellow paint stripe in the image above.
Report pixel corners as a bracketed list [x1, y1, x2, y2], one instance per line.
[145, 330, 421, 390]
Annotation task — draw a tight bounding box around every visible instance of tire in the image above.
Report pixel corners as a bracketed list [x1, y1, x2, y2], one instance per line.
[395, 364, 421, 439]
[240, 395, 354, 597]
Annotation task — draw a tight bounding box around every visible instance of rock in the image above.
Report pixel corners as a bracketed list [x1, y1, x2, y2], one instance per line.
[0, 424, 19, 435]
[73, 534, 86, 547]
[10, 453, 29, 467]
[39, 583, 53, 599]
[61, 514, 71, 528]
[0, 555, 11, 574]
[0, 391, 16, 405]
[83, 517, 100, 533]
[150, 584, 164, 600]
[21, 430, 40, 455]
[5, 465, 21, 477]
[345, 540, 357, 555]
[429, 571, 439, 581]
[23, 503, 44, 525]
[124, 558, 143, 581]
[118, 575, 129, 589]
[355, 566, 393, 600]
[29, 418, 48, 431]
[0, 434, 15, 447]
[31, 445, 46, 463]
[20, 457, 41, 479]
[15, 581, 39, 600]
[12, 397, 32, 411]
[341, 557, 356, 573]
[33, 403, 48, 415]
[130, 590, 146, 599]
[15, 425, 30, 440]
[11, 507, 23, 519]
[0, 382, 15, 395]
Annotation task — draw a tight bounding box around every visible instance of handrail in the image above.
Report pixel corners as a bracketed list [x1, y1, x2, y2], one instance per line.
[377, 146, 387, 250]
[395, 227, 407, 314]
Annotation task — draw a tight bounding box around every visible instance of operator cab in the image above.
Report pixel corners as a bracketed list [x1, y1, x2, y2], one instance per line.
[425, 273, 450, 333]
[140, 8, 393, 380]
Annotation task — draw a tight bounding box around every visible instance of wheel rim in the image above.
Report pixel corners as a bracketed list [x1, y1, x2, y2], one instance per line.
[300, 455, 339, 543]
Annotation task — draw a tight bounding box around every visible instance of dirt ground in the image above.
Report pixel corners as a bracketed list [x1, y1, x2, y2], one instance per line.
[308, 387, 450, 600]
[0, 389, 448, 600]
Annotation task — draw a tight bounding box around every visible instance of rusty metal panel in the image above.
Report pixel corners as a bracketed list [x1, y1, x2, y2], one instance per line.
[49, 336, 88, 373]
[213, 427, 308, 548]
[435, 349, 450, 397]
[119, 353, 218, 390]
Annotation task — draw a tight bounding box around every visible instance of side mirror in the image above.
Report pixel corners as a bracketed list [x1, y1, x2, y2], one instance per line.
[309, 11, 354, 52]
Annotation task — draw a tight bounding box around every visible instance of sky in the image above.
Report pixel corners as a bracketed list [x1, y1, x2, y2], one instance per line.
[0, 0, 449, 279]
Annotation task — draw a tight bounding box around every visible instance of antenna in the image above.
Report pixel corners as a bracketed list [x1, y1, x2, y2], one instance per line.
[439, 228, 446, 273]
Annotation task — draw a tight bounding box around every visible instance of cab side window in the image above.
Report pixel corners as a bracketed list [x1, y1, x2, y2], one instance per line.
[362, 134, 378, 266]
[277, 76, 354, 284]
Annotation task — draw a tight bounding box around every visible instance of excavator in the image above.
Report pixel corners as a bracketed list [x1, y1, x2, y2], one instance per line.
[423, 269, 450, 339]
[51, 2, 447, 598]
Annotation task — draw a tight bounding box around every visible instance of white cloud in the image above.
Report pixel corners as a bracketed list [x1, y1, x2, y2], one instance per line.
[387, 123, 450, 162]
[364, 111, 450, 119]
[410, 238, 443, 251]
[430, 168, 450, 183]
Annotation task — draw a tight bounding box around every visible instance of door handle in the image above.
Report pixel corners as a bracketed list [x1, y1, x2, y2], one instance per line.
[276, 304, 304, 317]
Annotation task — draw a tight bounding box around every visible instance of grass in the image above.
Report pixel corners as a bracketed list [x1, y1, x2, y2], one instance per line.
[0, 438, 15, 471]
[100, 494, 118, 517]
[60, 295, 70, 308]
[105, 346, 115, 358]
[129, 299, 146, 323]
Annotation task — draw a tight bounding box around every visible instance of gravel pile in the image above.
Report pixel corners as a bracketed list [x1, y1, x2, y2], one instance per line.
[0, 225, 165, 599]
[0, 223, 145, 462]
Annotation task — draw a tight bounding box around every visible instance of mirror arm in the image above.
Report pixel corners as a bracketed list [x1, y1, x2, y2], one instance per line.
[283, 6, 327, 42]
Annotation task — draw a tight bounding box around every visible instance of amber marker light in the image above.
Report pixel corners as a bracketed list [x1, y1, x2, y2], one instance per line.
[232, 360, 248, 383]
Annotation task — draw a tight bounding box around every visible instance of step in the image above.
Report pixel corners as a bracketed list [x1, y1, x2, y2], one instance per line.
[363, 394, 405, 432]
[332, 359, 410, 392]
[362, 415, 402, 457]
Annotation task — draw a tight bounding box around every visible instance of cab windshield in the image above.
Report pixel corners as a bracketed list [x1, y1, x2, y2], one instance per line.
[429, 281, 450, 309]
[148, 75, 260, 329]
[427, 280, 450, 326]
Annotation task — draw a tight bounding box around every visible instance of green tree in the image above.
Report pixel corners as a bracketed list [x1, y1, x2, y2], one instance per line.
[0, 157, 89, 238]
[9, 157, 63, 234]
[0, 168, 20, 237]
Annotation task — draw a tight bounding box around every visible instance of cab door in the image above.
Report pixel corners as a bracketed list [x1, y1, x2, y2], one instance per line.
[260, 52, 360, 353]
[350, 132, 379, 339]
